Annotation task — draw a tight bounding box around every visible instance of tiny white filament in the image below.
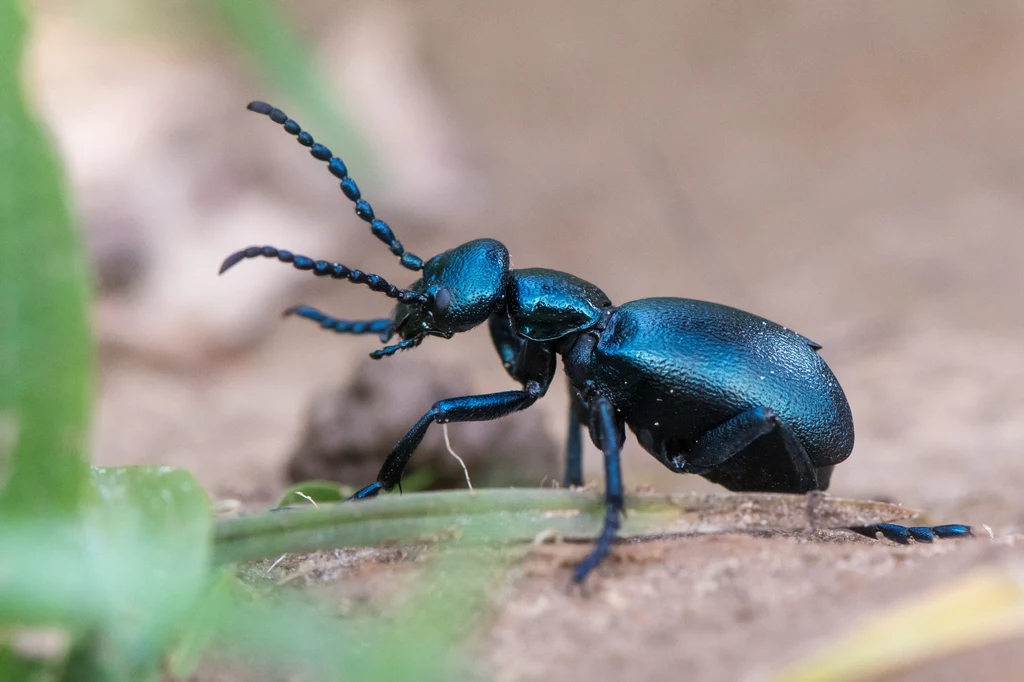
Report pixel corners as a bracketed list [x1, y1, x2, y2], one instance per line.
[267, 492, 319, 574]
[442, 423, 473, 491]
[295, 491, 319, 508]
[267, 554, 287, 574]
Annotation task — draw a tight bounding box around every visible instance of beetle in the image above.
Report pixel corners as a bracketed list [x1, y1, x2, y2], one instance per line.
[221, 101, 972, 582]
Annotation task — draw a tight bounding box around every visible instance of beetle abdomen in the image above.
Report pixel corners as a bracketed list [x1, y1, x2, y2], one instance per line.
[592, 298, 854, 467]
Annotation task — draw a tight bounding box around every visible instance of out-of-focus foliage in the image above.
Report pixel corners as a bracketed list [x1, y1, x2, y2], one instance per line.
[0, 3, 489, 677]
[0, 466, 212, 680]
[210, 0, 368, 170]
[64, 0, 369, 170]
[775, 566, 1024, 682]
[0, 0, 92, 519]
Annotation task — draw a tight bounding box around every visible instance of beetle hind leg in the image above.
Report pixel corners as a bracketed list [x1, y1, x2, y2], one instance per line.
[668, 409, 974, 546]
[848, 523, 973, 544]
[684, 407, 822, 494]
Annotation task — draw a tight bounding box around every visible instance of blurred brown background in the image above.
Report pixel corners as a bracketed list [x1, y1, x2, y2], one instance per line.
[28, 0, 1024, 523]
[24, 1, 1024, 679]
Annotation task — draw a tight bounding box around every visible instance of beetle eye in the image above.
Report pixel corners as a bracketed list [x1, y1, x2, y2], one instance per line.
[433, 287, 452, 315]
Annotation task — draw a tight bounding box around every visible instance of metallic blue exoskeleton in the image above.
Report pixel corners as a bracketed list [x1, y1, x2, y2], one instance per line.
[221, 101, 972, 582]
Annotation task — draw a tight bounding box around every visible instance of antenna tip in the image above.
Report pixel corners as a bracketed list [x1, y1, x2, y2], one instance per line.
[218, 250, 247, 274]
[247, 101, 273, 114]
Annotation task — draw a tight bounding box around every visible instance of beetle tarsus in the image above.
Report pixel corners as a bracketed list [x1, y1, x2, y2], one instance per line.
[348, 482, 384, 501]
[848, 523, 973, 544]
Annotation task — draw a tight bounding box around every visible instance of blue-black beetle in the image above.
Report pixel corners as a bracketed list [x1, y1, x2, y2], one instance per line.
[221, 101, 971, 582]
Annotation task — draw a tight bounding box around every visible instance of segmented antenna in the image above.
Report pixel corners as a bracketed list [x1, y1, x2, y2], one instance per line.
[247, 100, 424, 272]
[283, 305, 393, 342]
[219, 245, 427, 305]
[370, 334, 425, 359]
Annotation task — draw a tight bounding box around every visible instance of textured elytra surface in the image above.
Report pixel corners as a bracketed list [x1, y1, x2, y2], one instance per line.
[594, 298, 854, 471]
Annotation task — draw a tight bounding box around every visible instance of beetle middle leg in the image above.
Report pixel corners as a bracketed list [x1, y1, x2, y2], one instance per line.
[349, 381, 546, 500]
[572, 394, 626, 583]
[564, 388, 588, 487]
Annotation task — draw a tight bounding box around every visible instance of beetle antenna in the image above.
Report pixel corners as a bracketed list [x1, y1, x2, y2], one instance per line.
[370, 334, 425, 360]
[219, 245, 427, 305]
[283, 305, 393, 342]
[247, 100, 424, 272]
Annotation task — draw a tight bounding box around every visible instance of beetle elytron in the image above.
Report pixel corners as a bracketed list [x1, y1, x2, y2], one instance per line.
[221, 101, 971, 582]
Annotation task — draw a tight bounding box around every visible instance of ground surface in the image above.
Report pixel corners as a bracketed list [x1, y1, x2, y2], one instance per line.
[249, 529, 1024, 682]
[28, 1, 1024, 679]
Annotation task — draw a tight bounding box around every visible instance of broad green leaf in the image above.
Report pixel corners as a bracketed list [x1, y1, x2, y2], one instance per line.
[0, 639, 65, 682]
[0, 466, 212, 681]
[74, 466, 212, 679]
[0, 0, 92, 517]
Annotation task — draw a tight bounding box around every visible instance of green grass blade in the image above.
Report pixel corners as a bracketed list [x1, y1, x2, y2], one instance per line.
[0, 0, 92, 517]
[214, 489, 916, 565]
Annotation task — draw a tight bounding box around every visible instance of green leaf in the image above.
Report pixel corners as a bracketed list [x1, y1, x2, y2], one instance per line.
[74, 466, 211, 679]
[0, 466, 212, 680]
[0, 0, 93, 518]
[274, 480, 354, 508]
[0, 638, 65, 682]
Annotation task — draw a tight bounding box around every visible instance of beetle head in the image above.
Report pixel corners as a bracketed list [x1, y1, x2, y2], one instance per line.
[393, 238, 510, 340]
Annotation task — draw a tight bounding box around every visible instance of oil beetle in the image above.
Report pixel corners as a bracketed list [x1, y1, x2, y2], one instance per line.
[221, 101, 972, 582]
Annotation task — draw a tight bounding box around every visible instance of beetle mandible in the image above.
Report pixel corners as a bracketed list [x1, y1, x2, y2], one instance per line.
[221, 101, 972, 582]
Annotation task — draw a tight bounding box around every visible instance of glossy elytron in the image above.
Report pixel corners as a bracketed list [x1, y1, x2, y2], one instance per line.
[221, 101, 971, 582]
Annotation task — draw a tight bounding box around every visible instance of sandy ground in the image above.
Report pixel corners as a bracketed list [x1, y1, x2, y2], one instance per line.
[29, 1, 1024, 679]
[241, 529, 1024, 682]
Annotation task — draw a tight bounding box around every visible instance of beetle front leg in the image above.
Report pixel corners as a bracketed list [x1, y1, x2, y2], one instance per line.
[349, 381, 545, 500]
[572, 394, 625, 583]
